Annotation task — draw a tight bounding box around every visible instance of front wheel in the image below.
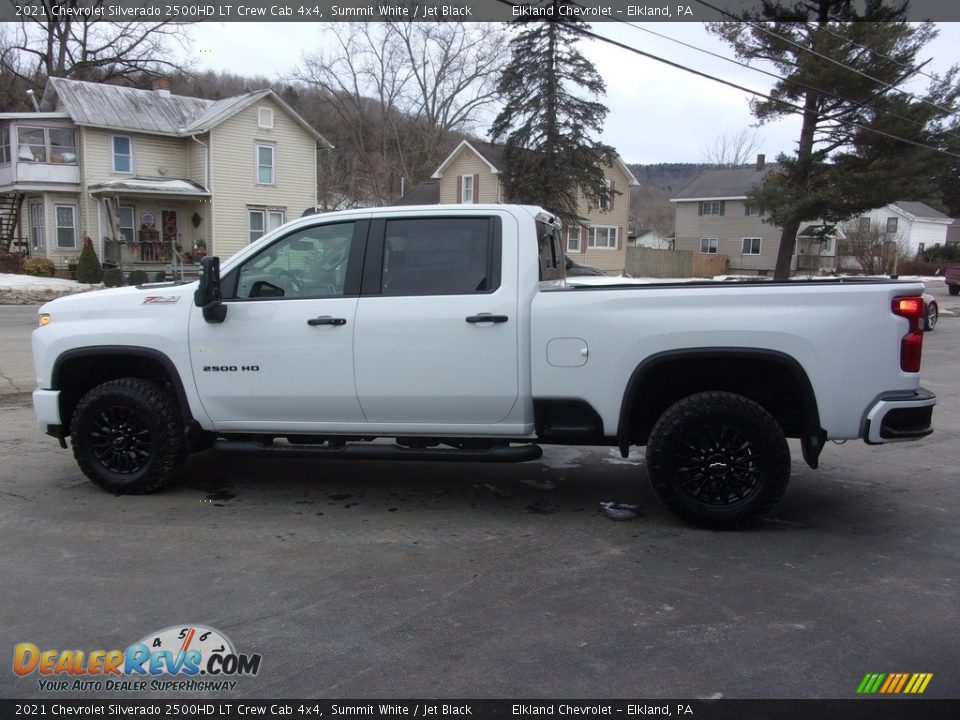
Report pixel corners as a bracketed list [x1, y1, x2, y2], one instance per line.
[645, 392, 791, 528]
[71, 378, 186, 494]
[948, 285, 959, 296]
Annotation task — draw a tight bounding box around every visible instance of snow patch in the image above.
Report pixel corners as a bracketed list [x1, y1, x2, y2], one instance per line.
[0, 273, 101, 304]
[603, 448, 645, 465]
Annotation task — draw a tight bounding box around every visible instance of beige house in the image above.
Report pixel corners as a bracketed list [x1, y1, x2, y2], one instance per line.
[672, 158, 863, 274]
[671, 161, 788, 275]
[398, 139, 638, 274]
[0, 77, 330, 272]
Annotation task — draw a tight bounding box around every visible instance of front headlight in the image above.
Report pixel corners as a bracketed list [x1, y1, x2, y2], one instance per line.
[38, 313, 51, 327]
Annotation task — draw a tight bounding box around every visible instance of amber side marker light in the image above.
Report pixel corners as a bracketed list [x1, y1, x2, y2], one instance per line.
[38, 314, 51, 327]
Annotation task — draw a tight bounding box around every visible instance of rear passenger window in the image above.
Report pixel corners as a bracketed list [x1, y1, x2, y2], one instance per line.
[381, 217, 500, 295]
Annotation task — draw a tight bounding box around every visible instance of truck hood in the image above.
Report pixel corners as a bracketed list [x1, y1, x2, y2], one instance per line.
[38, 282, 197, 317]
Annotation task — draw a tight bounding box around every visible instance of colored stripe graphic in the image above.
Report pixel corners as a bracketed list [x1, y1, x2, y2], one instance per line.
[857, 673, 932, 694]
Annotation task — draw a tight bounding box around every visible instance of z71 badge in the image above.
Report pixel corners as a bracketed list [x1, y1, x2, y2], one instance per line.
[142, 296, 180, 304]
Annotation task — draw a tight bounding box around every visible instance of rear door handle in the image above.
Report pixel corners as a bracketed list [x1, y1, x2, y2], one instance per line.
[466, 314, 509, 324]
[307, 316, 347, 326]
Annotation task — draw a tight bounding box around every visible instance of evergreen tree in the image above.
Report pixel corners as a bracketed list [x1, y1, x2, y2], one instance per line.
[490, 1, 616, 226]
[75, 236, 102, 284]
[711, 1, 959, 278]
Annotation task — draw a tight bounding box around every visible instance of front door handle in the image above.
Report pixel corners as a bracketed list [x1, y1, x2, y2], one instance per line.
[307, 316, 347, 326]
[466, 314, 509, 324]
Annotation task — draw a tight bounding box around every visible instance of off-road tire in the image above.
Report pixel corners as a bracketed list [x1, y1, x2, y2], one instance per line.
[646, 391, 791, 528]
[71, 378, 186, 494]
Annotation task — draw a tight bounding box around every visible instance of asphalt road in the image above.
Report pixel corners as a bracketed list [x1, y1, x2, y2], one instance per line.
[0, 283, 957, 700]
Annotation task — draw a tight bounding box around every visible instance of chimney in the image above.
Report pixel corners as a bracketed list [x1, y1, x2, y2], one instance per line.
[151, 77, 171, 97]
[756, 154, 766, 170]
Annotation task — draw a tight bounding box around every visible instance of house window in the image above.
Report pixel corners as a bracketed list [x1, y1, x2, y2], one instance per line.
[858, 217, 870, 231]
[256, 144, 275, 185]
[587, 226, 617, 249]
[886, 217, 898, 233]
[248, 208, 286, 243]
[741, 237, 762, 255]
[567, 226, 581, 253]
[257, 107, 274, 129]
[28, 200, 44, 250]
[0, 126, 9, 164]
[745, 204, 761, 216]
[598, 179, 611, 211]
[699, 201, 725, 216]
[461, 174, 474, 203]
[700, 237, 718, 254]
[112, 135, 132, 173]
[54, 204, 77, 249]
[15, 126, 76, 163]
[918, 242, 925, 253]
[117, 205, 135, 242]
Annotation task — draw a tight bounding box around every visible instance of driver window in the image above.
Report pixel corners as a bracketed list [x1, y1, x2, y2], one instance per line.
[236, 223, 355, 299]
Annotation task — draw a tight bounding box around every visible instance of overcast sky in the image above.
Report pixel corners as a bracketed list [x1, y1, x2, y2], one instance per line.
[184, 21, 960, 165]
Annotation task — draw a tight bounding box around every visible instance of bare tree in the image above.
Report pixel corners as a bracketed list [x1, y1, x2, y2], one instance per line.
[0, 2, 192, 94]
[702, 128, 763, 167]
[294, 22, 506, 207]
[838, 221, 910, 275]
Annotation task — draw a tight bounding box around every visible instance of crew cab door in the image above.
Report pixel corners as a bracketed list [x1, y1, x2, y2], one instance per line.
[188, 220, 367, 429]
[353, 213, 519, 425]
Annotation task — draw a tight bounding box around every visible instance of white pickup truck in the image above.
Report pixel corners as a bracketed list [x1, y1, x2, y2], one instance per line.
[32, 204, 935, 526]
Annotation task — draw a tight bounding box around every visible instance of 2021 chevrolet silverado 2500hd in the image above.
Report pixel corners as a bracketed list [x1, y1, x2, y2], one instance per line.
[32, 205, 936, 526]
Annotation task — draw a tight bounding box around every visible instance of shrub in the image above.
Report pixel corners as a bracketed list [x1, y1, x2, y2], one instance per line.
[0, 252, 24, 274]
[22, 258, 56, 277]
[126, 269, 148, 286]
[153, 271, 166, 283]
[75, 237, 103, 284]
[103, 268, 123, 287]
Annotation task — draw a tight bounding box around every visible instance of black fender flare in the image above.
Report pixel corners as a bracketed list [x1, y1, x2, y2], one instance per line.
[617, 347, 826, 468]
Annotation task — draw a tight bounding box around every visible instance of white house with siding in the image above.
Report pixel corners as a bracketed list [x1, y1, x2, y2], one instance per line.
[0, 77, 330, 271]
[852, 201, 953, 257]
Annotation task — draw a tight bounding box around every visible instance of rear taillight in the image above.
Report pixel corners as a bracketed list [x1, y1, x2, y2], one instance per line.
[892, 295, 924, 372]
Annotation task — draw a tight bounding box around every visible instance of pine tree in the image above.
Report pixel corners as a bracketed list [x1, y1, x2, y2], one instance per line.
[711, 1, 959, 279]
[490, 1, 616, 226]
[75, 236, 103, 284]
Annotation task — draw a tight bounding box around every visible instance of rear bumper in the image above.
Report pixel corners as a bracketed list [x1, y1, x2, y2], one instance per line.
[864, 387, 936, 445]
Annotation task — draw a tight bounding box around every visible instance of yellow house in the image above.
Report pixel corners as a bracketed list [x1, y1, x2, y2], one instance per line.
[400, 139, 638, 274]
[0, 77, 330, 272]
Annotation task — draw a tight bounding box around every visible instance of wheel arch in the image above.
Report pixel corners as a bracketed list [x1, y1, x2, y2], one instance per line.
[617, 347, 826, 468]
[52, 347, 193, 432]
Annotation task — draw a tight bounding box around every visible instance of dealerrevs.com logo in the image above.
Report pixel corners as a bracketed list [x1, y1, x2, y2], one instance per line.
[13, 625, 261, 692]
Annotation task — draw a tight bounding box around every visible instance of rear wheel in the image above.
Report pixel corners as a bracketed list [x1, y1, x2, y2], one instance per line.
[949, 285, 959, 296]
[645, 392, 791, 528]
[71, 378, 186, 494]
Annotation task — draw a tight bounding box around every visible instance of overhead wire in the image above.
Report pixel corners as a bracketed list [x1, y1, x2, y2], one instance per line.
[691, 0, 960, 119]
[491, 1, 960, 159]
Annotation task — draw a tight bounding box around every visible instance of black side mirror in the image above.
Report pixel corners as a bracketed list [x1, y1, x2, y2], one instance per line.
[194, 256, 227, 323]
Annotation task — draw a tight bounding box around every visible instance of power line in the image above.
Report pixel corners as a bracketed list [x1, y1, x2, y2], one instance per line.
[815, 21, 946, 88]
[691, 0, 959, 119]
[616, 20, 960, 143]
[493, 0, 960, 158]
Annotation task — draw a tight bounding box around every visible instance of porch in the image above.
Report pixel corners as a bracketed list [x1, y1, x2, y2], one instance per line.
[89, 177, 210, 279]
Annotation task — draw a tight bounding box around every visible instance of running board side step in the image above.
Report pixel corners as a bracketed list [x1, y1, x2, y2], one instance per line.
[213, 440, 543, 463]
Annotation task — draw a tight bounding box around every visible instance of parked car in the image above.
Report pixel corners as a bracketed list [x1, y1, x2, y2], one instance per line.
[564, 255, 606, 276]
[923, 292, 938, 331]
[946, 264, 960, 296]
